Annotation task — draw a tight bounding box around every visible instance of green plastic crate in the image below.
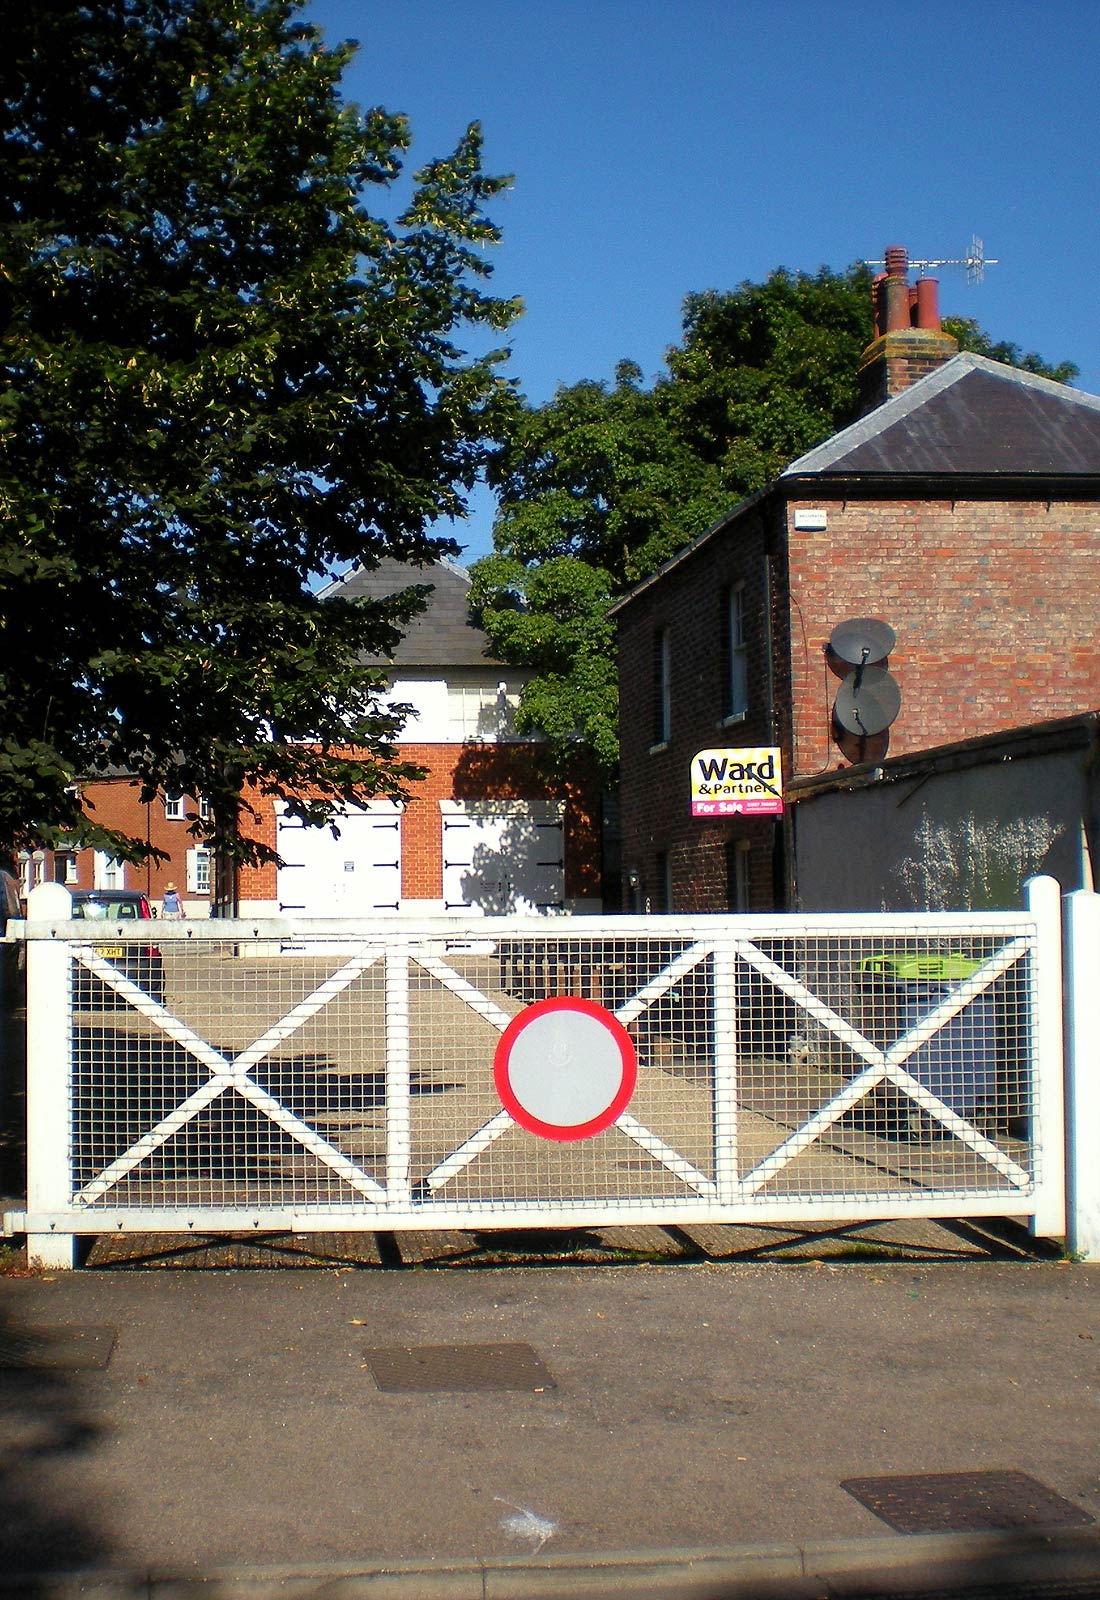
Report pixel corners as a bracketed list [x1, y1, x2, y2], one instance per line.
[858, 952, 983, 982]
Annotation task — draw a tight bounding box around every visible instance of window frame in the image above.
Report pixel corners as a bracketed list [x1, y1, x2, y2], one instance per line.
[54, 853, 78, 886]
[650, 627, 671, 751]
[719, 581, 749, 725]
[93, 851, 125, 891]
[186, 846, 211, 895]
[726, 837, 752, 912]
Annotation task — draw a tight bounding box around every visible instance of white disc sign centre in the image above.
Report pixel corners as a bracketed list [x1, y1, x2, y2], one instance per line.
[494, 997, 637, 1142]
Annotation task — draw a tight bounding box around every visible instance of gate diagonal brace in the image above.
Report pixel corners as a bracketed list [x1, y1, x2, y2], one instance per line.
[615, 1114, 716, 1197]
[422, 1108, 514, 1194]
[74, 949, 226, 1070]
[422, 1110, 717, 1200]
[412, 952, 515, 1033]
[733, 939, 888, 1073]
[614, 943, 713, 1029]
[232, 947, 385, 1072]
[75, 948, 388, 1207]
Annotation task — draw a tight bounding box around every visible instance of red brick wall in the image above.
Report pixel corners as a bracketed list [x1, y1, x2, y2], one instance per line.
[235, 791, 277, 909]
[786, 496, 1100, 777]
[62, 780, 209, 910]
[616, 503, 786, 912]
[617, 489, 1100, 912]
[401, 743, 598, 902]
[236, 744, 600, 906]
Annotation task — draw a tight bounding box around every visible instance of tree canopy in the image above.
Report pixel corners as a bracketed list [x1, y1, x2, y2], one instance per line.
[0, 0, 518, 864]
[470, 265, 1077, 777]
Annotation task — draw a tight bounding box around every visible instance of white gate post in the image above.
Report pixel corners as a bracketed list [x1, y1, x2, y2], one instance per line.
[1026, 875, 1066, 1241]
[25, 882, 76, 1269]
[1064, 889, 1100, 1258]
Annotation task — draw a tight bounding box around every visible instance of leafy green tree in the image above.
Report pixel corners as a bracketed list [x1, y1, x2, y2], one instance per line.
[0, 0, 517, 865]
[472, 266, 875, 775]
[469, 360, 728, 773]
[943, 317, 1078, 383]
[472, 265, 1076, 777]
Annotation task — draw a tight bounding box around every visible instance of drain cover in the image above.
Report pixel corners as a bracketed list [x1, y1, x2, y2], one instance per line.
[0, 1325, 117, 1372]
[362, 1342, 555, 1394]
[841, 1470, 1094, 1534]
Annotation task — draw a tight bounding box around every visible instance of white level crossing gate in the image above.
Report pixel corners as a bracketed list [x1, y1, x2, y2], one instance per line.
[7, 880, 1066, 1266]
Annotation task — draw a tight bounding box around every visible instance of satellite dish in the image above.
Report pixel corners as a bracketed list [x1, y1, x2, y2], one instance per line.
[833, 665, 902, 736]
[827, 618, 896, 671]
[831, 720, 891, 766]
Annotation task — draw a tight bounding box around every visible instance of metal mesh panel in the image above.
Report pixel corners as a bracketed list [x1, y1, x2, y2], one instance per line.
[410, 937, 716, 1211]
[728, 929, 1034, 1202]
[55, 916, 1038, 1227]
[71, 938, 390, 1212]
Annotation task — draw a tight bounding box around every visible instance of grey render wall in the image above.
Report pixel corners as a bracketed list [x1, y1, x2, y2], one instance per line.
[791, 746, 1096, 911]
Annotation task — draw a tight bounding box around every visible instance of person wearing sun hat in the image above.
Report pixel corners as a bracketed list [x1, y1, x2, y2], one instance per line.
[162, 881, 185, 920]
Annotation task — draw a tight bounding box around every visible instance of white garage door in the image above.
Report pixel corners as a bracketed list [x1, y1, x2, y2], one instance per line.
[277, 807, 401, 917]
[441, 807, 564, 915]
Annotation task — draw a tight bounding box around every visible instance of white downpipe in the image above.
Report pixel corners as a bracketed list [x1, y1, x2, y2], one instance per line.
[1064, 889, 1100, 1258]
[1026, 875, 1066, 1241]
[25, 883, 76, 1268]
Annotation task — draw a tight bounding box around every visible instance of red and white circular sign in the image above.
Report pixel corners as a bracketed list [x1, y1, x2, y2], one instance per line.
[493, 996, 637, 1142]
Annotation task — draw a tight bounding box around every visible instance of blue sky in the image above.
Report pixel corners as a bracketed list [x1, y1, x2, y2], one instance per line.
[309, 0, 1100, 562]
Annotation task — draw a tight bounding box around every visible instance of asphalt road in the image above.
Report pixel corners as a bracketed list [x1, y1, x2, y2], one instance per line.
[1, 1250, 1098, 1595]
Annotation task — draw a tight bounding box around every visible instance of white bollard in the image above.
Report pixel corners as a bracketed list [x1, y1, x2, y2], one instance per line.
[25, 882, 76, 1269]
[1064, 888, 1100, 1259]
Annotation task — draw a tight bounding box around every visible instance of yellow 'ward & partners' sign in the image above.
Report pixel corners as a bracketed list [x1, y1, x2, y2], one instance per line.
[690, 747, 783, 817]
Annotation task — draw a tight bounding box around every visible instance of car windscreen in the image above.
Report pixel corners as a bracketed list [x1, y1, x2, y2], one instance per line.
[72, 899, 143, 920]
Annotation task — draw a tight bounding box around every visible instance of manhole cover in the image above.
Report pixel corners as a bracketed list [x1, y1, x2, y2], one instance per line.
[0, 1326, 117, 1372]
[841, 1470, 1094, 1534]
[362, 1342, 555, 1394]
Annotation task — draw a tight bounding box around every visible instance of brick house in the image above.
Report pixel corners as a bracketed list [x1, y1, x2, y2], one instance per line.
[16, 775, 213, 916]
[613, 250, 1100, 912]
[21, 558, 601, 918]
[232, 557, 601, 917]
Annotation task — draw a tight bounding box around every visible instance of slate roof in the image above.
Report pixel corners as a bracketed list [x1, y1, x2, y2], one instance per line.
[316, 557, 500, 668]
[783, 353, 1100, 480]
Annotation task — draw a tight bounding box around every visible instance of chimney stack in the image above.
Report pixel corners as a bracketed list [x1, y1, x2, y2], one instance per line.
[858, 245, 958, 414]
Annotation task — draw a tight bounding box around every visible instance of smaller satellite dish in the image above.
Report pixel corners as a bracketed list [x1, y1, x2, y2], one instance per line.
[833, 665, 902, 736]
[831, 719, 891, 767]
[827, 618, 896, 669]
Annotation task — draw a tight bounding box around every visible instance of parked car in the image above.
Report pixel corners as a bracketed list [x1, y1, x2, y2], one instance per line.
[0, 869, 21, 932]
[70, 890, 165, 1005]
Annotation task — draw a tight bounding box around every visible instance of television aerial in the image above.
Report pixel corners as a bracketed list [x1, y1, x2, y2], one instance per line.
[868, 236, 998, 285]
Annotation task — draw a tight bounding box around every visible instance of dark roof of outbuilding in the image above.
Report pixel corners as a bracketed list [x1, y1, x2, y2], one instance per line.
[782, 353, 1100, 479]
[317, 556, 500, 668]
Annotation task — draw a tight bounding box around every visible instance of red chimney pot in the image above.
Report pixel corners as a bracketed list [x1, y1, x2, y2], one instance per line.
[882, 256, 911, 332]
[915, 276, 942, 331]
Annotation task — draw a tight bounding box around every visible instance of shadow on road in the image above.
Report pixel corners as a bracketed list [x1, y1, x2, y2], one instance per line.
[0, 1307, 111, 1581]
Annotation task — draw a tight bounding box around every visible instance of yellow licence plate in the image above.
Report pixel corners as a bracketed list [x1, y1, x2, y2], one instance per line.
[95, 945, 125, 959]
